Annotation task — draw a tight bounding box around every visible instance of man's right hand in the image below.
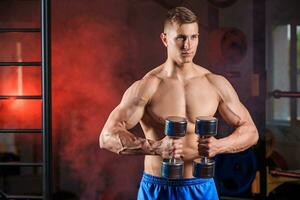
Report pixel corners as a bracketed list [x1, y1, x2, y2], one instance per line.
[155, 136, 184, 159]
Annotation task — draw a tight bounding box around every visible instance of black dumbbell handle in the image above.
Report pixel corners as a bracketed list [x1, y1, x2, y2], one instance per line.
[199, 135, 212, 164]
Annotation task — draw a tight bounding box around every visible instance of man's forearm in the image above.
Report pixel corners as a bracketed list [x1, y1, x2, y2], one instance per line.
[218, 123, 258, 154]
[100, 127, 159, 155]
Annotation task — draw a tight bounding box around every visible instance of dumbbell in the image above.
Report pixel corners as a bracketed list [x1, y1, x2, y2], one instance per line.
[193, 116, 218, 178]
[161, 116, 187, 179]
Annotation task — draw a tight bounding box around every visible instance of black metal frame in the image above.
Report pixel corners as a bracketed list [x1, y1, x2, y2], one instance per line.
[253, 0, 267, 198]
[272, 90, 300, 98]
[41, 0, 52, 199]
[0, 62, 41, 66]
[0, 0, 52, 199]
[0, 96, 42, 99]
[0, 28, 40, 33]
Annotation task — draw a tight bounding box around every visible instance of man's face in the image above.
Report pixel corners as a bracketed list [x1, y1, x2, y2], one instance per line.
[163, 22, 199, 64]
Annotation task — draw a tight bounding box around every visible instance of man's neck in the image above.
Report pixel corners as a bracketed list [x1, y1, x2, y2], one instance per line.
[163, 59, 196, 81]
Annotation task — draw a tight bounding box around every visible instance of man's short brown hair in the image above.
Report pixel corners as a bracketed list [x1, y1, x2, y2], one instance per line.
[164, 7, 198, 31]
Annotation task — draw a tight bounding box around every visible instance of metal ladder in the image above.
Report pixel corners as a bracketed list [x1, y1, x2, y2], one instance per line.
[0, 0, 52, 199]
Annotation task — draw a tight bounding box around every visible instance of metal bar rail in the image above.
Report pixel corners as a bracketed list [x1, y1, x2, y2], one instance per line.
[272, 90, 300, 98]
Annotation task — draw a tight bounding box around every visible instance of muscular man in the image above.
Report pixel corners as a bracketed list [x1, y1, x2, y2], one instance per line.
[99, 7, 259, 200]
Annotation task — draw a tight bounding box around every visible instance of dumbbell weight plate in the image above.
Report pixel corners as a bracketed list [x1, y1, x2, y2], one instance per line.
[161, 159, 184, 179]
[193, 158, 215, 178]
[195, 116, 218, 137]
[165, 116, 187, 137]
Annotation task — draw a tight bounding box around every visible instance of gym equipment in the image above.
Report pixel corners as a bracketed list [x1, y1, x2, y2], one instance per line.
[214, 149, 257, 195]
[206, 27, 247, 68]
[161, 116, 187, 179]
[193, 116, 218, 178]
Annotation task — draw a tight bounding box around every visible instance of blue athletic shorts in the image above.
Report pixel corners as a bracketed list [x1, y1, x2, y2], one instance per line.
[137, 172, 219, 200]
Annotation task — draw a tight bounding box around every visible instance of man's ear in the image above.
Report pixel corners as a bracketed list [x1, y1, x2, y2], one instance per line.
[160, 33, 168, 47]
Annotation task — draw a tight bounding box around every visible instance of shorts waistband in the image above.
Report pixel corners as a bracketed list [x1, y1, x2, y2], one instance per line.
[141, 172, 214, 186]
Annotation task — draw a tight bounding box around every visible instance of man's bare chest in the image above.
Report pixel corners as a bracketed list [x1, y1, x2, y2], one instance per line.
[146, 79, 220, 123]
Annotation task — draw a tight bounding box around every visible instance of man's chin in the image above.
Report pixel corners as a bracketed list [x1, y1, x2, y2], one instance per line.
[181, 58, 193, 64]
[175, 57, 194, 65]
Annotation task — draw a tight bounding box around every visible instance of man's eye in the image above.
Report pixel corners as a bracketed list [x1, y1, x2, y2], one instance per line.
[176, 37, 184, 40]
[191, 35, 198, 40]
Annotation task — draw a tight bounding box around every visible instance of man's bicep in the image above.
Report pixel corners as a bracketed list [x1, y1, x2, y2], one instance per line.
[104, 82, 147, 131]
[211, 75, 253, 126]
[103, 104, 145, 132]
[115, 98, 146, 129]
[218, 98, 254, 127]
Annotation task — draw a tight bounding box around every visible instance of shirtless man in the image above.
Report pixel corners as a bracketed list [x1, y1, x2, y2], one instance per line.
[99, 7, 259, 200]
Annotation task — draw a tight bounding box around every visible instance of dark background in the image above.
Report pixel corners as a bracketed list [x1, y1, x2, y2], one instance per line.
[0, 0, 299, 199]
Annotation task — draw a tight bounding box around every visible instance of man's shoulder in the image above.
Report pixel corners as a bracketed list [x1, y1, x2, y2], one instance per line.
[137, 65, 164, 88]
[143, 65, 165, 80]
[192, 65, 228, 85]
[126, 66, 163, 101]
[204, 72, 238, 101]
[193, 65, 225, 83]
[205, 72, 228, 85]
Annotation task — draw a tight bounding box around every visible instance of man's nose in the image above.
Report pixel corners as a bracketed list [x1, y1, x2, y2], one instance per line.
[183, 38, 190, 49]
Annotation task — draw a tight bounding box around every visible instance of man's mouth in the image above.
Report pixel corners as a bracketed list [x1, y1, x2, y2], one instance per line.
[181, 52, 193, 56]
